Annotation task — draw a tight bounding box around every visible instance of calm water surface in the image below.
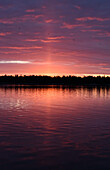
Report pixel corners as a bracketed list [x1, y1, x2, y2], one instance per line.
[0, 86, 110, 170]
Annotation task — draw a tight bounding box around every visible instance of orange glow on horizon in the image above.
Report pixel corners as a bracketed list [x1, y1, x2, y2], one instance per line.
[0, 73, 110, 77]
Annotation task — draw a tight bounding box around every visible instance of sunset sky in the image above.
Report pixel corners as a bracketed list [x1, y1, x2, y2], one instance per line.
[0, 0, 110, 76]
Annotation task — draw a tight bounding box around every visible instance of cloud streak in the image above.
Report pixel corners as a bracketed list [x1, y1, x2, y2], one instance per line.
[0, 60, 31, 64]
[76, 17, 110, 22]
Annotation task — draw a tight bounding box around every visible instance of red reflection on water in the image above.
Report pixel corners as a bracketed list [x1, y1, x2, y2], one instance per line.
[0, 86, 110, 169]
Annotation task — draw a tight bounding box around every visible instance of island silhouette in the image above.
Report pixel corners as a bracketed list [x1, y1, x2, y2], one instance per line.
[0, 75, 110, 86]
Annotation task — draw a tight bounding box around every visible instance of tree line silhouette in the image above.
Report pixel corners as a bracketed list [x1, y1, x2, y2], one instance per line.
[0, 75, 110, 85]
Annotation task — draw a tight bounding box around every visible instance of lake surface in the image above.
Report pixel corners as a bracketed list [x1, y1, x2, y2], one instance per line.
[0, 86, 110, 170]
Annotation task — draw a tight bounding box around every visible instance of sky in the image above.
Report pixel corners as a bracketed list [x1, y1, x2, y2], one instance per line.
[0, 0, 110, 76]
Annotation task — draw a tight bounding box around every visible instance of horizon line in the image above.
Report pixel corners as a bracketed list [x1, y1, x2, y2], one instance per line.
[0, 74, 110, 78]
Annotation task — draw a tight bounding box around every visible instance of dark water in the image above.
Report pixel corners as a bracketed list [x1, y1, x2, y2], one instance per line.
[0, 86, 110, 170]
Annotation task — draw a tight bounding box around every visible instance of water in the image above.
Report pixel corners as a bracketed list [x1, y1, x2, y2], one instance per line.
[0, 86, 110, 170]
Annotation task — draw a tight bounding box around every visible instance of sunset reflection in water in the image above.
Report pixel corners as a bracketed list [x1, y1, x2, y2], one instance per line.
[0, 86, 110, 170]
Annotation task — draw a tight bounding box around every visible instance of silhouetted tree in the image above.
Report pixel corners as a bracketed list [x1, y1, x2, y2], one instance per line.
[0, 75, 110, 85]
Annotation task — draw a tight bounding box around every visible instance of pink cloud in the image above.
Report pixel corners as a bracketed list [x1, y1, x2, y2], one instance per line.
[0, 51, 22, 54]
[81, 29, 101, 32]
[40, 36, 65, 43]
[59, 16, 65, 18]
[0, 5, 3, 9]
[25, 9, 35, 12]
[47, 36, 65, 40]
[45, 19, 53, 23]
[0, 46, 42, 50]
[42, 6, 46, 9]
[0, 32, 11, 36]
[74, 5, 81, 10]
[0, 14, 43, 24]
[61, 22, 83, 29]
[24, 39, 38, 42]
[33, 15, 43, 19]
[18, 32, 23, 35]
[41, 39, 60, 43]
[0, 4, 13, 9]
[17, 14, 43, 22]
[76, 17, 110, 22]
[34, 32, 40, 35]
[0, 19, 14, 24]
[98, 32, 110, 37]
[101, 67, 110, 70]
[105, 32, 110, 37]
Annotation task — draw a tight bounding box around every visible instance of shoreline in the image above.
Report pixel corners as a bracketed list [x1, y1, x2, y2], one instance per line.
[0, 84, 110, 88]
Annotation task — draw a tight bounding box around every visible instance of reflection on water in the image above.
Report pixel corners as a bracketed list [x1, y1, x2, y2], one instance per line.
[0, 86, 110, 170]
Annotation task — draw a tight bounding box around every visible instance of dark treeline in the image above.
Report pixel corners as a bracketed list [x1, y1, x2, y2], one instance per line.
[0, 75, 110, 85]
